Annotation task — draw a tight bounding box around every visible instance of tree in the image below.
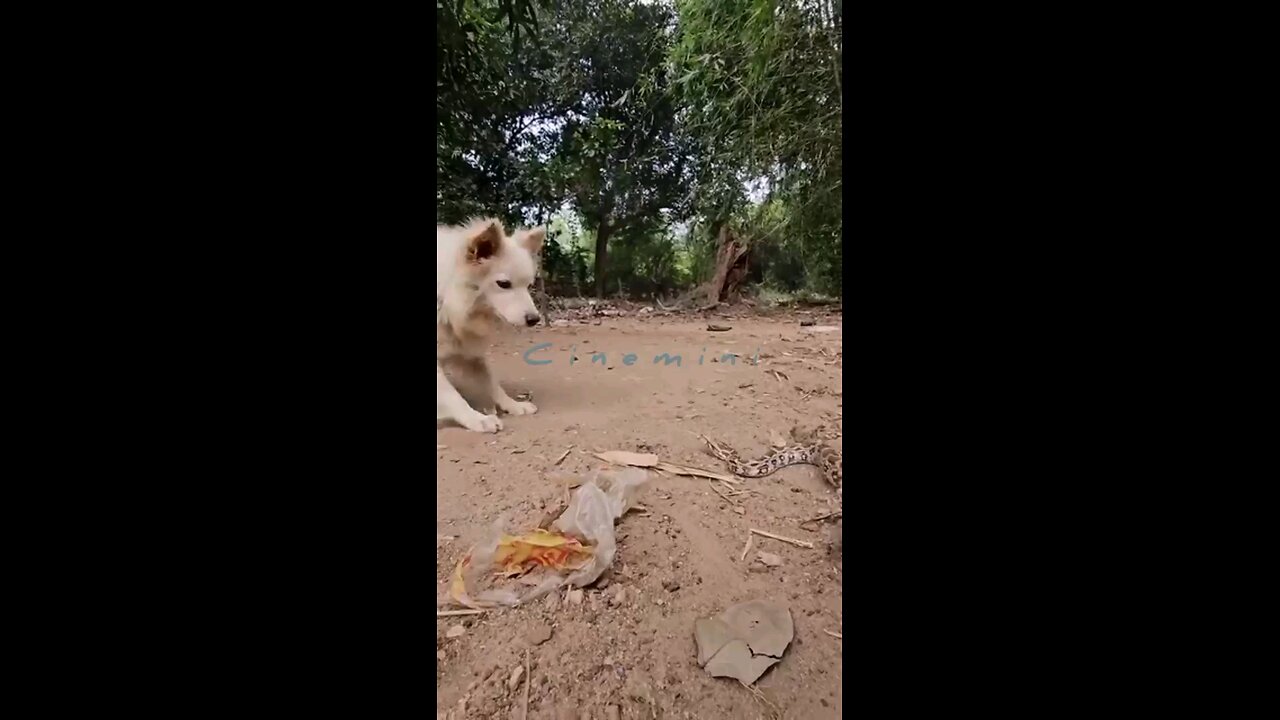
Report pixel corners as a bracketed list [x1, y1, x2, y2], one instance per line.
[538, 0, 689, 296]
[436, 0, 556, 225]
[669, 0, 843, 294]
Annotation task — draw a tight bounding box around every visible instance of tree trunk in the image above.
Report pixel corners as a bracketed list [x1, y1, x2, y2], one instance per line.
[593, 221, 613, 298]
[707, 225, 750, 304]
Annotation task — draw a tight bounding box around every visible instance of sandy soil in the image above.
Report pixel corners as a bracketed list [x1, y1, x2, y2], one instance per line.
[436, 310, 843, 720]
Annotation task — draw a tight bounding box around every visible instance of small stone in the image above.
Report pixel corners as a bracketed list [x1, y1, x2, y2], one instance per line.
[436, 650, 446, 662]
[749, 564, 769, 573]
[662, 578, 680, 592]
[733, 506, 745, 515]
[757, 551, 783, 567]
[508, 664, 525, 691]
[446, 625, 466, 638]
[567, 589, 584, 605]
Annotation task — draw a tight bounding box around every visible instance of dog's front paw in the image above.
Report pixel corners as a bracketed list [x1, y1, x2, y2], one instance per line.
[459, 411, 504, 433]
[499, 399, 538, 416]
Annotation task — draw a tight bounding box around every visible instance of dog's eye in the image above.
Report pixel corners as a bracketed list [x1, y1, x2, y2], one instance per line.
[496, 280, 512, 289]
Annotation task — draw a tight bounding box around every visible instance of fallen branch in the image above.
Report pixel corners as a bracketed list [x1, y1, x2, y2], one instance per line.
[522, 648, 531, 720]
[824, 630, 842, 639]
[749, 528, 815, 549]
[739, 534, 754, 562]
[802, 510, 843, 523]
[437, 609, 486, 617]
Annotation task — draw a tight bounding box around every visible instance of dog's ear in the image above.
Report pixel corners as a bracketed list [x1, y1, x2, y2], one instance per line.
[466, 221, 503, 264]
[518, 227, 546, 254]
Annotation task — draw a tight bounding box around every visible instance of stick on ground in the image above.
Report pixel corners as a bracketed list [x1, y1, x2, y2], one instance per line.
[749, 528, 815, 549]
[710, 479, 738, 505]
[802, 510, 843, 523]
[554, 446, 573, 465]
[522, 648, 531, 720]
[437, 609, 486, 617]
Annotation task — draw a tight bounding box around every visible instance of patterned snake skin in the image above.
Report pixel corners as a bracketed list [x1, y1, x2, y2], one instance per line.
[701, 428, 842, 504]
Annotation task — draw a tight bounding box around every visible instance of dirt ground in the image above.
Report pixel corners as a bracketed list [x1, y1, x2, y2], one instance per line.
[436, 308, 843, 720]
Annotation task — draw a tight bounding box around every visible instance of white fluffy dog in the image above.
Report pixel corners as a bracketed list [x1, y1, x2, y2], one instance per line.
[436, 217, 545, 433]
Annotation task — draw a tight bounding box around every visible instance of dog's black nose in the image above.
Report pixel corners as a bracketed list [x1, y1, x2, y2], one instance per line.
[525, 313, 541, 326]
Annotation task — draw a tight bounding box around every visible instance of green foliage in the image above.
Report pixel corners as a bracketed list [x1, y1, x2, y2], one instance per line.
[540, 216, 592, 295]
[436, 0, 556, 225]
[602, 225, 692, 298]
[669, 0, 842, 293]
[436, 0, 844, 298]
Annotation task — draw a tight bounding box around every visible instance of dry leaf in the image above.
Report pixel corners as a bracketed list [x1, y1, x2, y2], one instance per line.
[594, 450, 659, 467]
[655, 461, 737, 483]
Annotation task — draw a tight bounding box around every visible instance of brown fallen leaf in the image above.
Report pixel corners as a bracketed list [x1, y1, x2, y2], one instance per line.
[594, 450, 659, 467]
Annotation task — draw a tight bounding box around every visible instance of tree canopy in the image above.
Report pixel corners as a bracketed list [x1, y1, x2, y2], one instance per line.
[437, 0, 843, 298]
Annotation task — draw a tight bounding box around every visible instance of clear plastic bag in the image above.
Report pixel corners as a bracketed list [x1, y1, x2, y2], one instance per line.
[447, 467, 651, 608]
[554, 467, 649, 588]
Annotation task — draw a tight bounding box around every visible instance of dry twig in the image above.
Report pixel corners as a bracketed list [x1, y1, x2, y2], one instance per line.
[802, 510, 843, 523]
[554, 446, 573, 465]
[749, 528, 815, 549]
[709, 479, 738, 505]
[522, 648, 531, 720]
[436, 609, 485, 617]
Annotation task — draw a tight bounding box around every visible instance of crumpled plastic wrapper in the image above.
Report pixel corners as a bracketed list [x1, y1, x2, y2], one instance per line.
[447, 467, 650, 609]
